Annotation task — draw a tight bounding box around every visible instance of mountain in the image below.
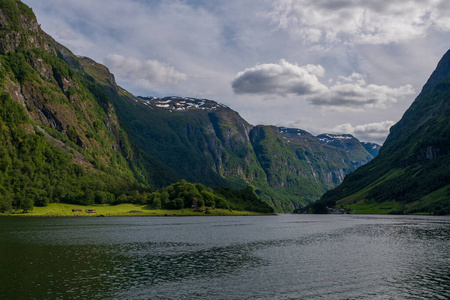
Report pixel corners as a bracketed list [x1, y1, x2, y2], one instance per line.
[361, 142, 381, 158]
[0, 0, 157, 212]
[317, 49, 450, 215]
[0, 0, 378, 212]
[97, 90, 377, 211]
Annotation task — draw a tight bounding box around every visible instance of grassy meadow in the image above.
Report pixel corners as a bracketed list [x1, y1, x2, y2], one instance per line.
[2, 203, 268, 217]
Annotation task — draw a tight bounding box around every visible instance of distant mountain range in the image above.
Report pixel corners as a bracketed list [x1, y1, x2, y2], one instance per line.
[313, 49, 450, 215]
[0, 0, 379, 212]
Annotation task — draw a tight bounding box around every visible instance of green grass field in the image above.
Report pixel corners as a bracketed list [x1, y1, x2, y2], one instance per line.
[2, 203, 269, 217]
[336, 184, 450, 215]
[342, 200, 403, 214]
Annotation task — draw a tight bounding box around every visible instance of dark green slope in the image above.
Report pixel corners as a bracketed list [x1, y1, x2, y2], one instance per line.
[112, 97, 261, 188]
[249, 126, 326, 209]
[319, 49, 450, 215]
[249, 127, 376, 209]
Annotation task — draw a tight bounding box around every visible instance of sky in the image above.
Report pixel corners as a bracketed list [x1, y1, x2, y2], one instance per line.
[23, 0, 450, 144]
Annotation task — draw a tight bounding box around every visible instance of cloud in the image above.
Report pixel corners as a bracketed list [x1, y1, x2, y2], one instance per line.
[269, 0, 450, 45]
[331, 120, 396, 144]
[104, 54, 187, 91]
[232, 60, 327, 96]
[309, 73, 415, 109]
[25, 0, 447, 140]
[232, 61, 415, 109]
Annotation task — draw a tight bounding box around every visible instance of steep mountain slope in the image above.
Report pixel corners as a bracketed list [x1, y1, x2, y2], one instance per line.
[319, 49, 450, 215]
[282, 130, 373, 186]
[0, 0, 150, 211]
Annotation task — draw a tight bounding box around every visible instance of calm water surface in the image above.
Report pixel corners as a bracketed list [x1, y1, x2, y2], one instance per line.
[0, 214, 449, 299]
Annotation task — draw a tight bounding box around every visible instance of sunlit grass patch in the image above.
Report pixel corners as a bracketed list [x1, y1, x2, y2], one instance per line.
[10, 203, 268, 217]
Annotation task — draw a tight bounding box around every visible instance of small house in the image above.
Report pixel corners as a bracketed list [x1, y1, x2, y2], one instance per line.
[85, 209, 97, 213]
[72, 209, 82, 212]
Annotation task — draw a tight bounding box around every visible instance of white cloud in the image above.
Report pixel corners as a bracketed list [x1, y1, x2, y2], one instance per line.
[269, 0, 450, 45]
[24, 0, 448, 140]
[331, 120, 396, 144]
[309, 73, 415, 109]
[104, 54, 187, 91]
[232, 61, 415, 110]
[232, 60, 327, 96]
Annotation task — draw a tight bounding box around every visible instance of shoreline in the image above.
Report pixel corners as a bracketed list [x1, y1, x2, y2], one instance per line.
[0, 203, 273, 217]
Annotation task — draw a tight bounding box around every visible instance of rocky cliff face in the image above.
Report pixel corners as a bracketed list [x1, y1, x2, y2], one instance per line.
[278, 129, 374, 185]
[0, 2, 54, 54]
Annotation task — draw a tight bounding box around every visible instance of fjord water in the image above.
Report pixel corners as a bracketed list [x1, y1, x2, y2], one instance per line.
[0, 215, 449, 299]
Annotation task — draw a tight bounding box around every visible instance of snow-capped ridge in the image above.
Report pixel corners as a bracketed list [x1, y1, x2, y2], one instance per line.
[316, 133, 355, 144]
[137, 96, 229, 111]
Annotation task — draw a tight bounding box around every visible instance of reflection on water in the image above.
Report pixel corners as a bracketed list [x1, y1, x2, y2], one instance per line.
[0, 215, 449, 299]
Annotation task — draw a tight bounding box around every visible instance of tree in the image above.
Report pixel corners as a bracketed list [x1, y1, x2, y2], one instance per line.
[159, 190, 169, 206]
[312, 202, 329, 214]
[79, 189, 95, 205]
[95, 191, 108, 204]
[21, 197, 34, 213]
[201, 190, 215, 207]
[32, 189, 49, 207]
[116, 193, 128, 204]
[0, 192, 12, 213]
[152, 198, 162, 209]
[215, 197, 229, 209]
[196, 198, 205, 208]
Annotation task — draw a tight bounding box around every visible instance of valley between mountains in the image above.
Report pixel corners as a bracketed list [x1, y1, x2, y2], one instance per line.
[2, 0, 449, 215]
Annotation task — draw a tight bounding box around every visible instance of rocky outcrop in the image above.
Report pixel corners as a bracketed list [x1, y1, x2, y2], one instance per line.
[0, 2, 55, 55]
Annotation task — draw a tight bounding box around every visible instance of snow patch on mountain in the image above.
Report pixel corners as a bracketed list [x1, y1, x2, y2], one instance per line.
[137, 96, 228, 111]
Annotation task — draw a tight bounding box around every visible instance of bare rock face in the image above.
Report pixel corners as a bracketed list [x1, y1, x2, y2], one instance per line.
[0, 2, 55, 55]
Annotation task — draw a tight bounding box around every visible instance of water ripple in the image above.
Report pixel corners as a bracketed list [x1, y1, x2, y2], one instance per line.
[0, 215, 449, 299]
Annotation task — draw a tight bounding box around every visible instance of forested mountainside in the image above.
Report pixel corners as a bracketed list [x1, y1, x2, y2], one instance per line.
[0, 0, 377, 212]
[0, 0, 151, 213]
[315, 49, 450, 215]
